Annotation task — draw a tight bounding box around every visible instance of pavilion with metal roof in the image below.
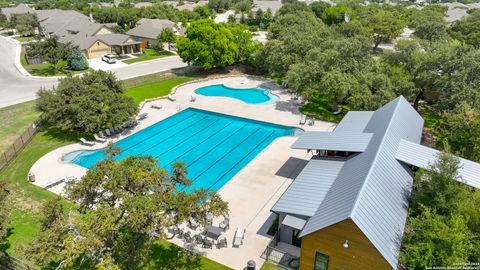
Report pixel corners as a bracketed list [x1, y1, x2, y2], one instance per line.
[269, 96, 480, 269]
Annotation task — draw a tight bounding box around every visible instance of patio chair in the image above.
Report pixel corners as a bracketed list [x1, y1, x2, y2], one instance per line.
[193, 234, 204, 245]
[184, 232, 193, 243]
[168, 94, 176, 102]
[80, 138, 95, 146]
[151, 104, 162, 109]
[219, 217, 230, 231]
[216, 237, 227, 249]
[189, 217, 198, 230]
[308, 117, 315, 126]
[299, 114, 307, 125]
[94, 134, 107, 143]
[202, 239, 213, 249]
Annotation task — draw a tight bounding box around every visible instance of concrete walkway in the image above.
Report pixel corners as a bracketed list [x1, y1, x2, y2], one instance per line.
[29, 76, 336, 269]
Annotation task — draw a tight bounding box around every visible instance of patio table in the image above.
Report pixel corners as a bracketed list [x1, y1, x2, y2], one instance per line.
[205, 225, 223, 240]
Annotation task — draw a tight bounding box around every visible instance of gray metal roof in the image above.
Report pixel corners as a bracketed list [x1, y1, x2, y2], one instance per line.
[282, 215, 307, 230]
[272, 157, 345, 217]
[396, 139, 480, 189]
[298, 96, 424, 269]
[291, 131, 373, 152]
[333, 111, 374, 133]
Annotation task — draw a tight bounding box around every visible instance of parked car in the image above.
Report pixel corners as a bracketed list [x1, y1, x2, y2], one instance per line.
[101, 54, 117, 64]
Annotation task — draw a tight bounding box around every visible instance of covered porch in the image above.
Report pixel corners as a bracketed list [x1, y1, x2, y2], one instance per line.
[112, 42, 142, 55]
[262, 213, 307, 269]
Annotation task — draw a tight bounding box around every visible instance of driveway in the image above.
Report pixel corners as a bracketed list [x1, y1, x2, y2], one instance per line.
[88, 58, 128, 70]
[0, 36, 58, 108]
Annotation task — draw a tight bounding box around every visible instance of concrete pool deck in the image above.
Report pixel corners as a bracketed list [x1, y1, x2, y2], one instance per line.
[29, 75, 335, 269]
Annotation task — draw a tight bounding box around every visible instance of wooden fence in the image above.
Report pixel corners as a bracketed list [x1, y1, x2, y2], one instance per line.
[0, 120, 40, 173]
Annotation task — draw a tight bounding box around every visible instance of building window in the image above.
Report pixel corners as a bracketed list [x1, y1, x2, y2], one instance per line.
[314, 252, 329, 270]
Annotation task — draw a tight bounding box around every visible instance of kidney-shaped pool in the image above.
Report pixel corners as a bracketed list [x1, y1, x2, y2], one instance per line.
[194, 84, 278, 104]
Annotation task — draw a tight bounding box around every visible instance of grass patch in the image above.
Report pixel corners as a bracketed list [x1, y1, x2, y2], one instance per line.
[14, 36, 35, 42]
[146, 240, 232, 270]
[124, 76, 202, 105]
[0, 129, 77, 259]
[21, 50, 92, 77]
[300, 96, 346, 123]
[260, 262, 284, 270]
[123, 49, 175, 64]
[0, 101, 41, 153]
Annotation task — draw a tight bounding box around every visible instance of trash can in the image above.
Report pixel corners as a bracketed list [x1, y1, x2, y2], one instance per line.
[246, 260, 256, 270]
[28, 173, 35, 182]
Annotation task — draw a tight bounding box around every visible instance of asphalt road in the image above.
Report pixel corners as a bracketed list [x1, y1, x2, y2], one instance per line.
[0, 36, 58, 108]
[0, 36, 187, 108]
[112, 55, 188, 80]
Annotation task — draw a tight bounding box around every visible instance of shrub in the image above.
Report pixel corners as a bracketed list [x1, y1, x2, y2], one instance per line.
[67, 49, 89, 71]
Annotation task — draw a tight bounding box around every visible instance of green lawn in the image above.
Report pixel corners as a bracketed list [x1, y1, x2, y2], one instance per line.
[260, 262, 284, 270]
[20, 50, 92, 77]
[299, 96, 347, 123]
[0, 101, 41, 153]
[123, 49, 175, 64]
[125, 76, 201, 105]
[0, 128, 77, 260]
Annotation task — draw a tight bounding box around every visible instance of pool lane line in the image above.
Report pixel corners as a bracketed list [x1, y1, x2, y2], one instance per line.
[133, 115, 210, 157]
[159, 121, 234, 169]
[183, 126, 264, 189]
[115, 112, 199, 155]
[179, 123, 248, 172]
[150, 118, 221, 160]
[204, 130, 277, 192]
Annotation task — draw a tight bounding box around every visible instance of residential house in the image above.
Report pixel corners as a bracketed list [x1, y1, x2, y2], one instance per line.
[266, 96, 480, 270]
[1, 5, 141, 59]
[0, 3, 34, 20]
[127, 18, 184, 48]
[252, 0, 282, 15]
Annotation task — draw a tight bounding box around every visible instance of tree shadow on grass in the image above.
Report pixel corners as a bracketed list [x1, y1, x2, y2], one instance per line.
[40, 126, 81, 143]
[147, 241, 204, 270]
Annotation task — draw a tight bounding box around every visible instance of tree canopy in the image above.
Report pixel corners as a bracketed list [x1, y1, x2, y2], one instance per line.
[27, 36, 75, 72]
[36, 70, 137, 134]
[26, 147, 228, 269]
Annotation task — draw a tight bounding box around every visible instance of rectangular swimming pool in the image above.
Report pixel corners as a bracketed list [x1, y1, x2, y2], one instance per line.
[64, 108, 299, 192]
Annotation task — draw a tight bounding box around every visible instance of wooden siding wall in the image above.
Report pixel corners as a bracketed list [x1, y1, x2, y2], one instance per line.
[299, 219, 392, 270]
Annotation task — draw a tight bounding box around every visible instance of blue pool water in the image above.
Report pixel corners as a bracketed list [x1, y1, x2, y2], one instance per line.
[64, 108, 299, 192]
[194, 84, 278, 104]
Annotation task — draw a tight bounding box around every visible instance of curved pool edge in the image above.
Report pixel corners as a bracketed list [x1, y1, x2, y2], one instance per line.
[194, 84, 280, 105]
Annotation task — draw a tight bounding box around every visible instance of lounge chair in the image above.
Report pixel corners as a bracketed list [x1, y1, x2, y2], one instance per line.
[138, 113, 148, 120]
[168, 94, 176, 102]
[190, 95, 196, 102]
[151, 104, 162, 109]
[44, 177, 65, 190]
[80, 138, 95, 146]
[105, 129, 111, 137]
[109, 127, 116, 135]
[233, 228, 246, 247]
[94, 134, 107, 143]
[219, 217, 230, 231]
[99, 131, 106, 138]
